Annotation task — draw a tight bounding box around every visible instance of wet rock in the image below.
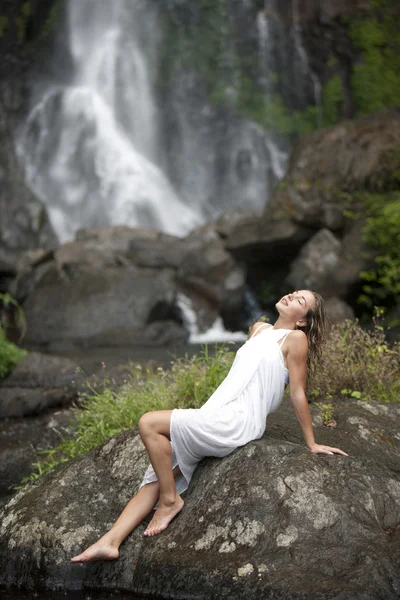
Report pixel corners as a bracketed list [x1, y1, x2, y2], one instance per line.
[0, 399, 399, 599]
[0, 352, 85, 418]
[0, 407, 74, 499]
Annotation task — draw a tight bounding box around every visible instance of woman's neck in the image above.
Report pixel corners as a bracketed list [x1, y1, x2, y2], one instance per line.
[272, 316, 296, 330]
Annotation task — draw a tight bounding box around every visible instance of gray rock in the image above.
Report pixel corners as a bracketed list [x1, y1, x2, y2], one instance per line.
[286, 228, 342, 291]
[0, 407, 74, 499]
[0, 352, 85, 418]
[0, 399, 399, 598]
[268, 109, 400, 230]
[21, 262, 178, 346]
[325, 296, 355, 323]
[0, 101, 57, 256]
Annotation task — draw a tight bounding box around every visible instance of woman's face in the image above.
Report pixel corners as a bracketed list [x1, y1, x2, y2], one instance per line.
[276, 290, 316, 325]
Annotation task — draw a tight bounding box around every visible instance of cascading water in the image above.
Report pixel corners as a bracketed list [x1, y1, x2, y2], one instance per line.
[15, 0, 305, 244]
[17, 0, 200, 243]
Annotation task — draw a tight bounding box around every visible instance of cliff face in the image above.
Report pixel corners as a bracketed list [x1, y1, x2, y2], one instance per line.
[0, 0, 58, 269]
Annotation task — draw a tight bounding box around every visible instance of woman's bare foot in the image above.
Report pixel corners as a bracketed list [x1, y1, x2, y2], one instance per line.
[144, 495, 184, 537]
[71, 540, 119, 563]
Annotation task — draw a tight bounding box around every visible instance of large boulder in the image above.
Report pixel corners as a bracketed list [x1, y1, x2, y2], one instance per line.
[10, 225, 249, 346]
[0, 398, 399, 598]
[0, 406, 74, 500]
[268, 109, 400, 231]
[286, 228, 342, 291]
[0, 352, 85, 418]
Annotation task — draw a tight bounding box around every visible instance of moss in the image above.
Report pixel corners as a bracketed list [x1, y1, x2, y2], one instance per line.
[321, 75, 344, 127]
[348, 0, 400, 116]
[0, 327, 26, 379]
[15, 1, 32, 41]
[0, 15, 9, 38]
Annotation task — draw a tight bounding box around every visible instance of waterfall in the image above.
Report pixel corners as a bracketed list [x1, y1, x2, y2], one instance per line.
[17, 0, 200, 243]
[291, 0, 322, 125]
[15, 0, 318, 245]
[177, 293, 247, 344]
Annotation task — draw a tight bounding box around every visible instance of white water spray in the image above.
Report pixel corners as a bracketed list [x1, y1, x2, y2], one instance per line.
[17, 0, 200, 243]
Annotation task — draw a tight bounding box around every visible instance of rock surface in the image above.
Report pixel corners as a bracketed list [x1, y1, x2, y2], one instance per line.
[0, 352, 85, 418]
[1, 398, 399, 599]
[268, 109, 400, 231]
[0, 407, 74, 500]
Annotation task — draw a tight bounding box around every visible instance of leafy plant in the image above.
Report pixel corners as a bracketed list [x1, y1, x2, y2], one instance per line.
[0, 293, 27, 342]
[0, 326, 26, 380]
[358, 191, 400, 315]
[311, 316, 400, 403]
[0, 293, 27, 380]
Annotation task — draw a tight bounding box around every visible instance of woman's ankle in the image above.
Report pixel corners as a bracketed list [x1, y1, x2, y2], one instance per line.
[100, 532, 121, 549]
[159, 492, 180, 507]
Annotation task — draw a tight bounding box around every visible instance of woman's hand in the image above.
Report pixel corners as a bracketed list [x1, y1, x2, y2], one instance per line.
[308, 443, 348, 456]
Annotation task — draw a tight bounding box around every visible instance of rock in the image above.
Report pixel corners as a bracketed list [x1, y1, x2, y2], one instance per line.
[269, 109, 400, 230]
[0, 399, 399, 598]
[0, 352, 85, 418]
[10, 226, 248, 346]
[286, 228, 342, 291]
[0, 407, 74, 499]
[19, 260, 178, 346]
[0, 102, 57, 256]
[322, 219, 375, 300]
[224, 215, 312, 265]
[325, 297, 355, 323]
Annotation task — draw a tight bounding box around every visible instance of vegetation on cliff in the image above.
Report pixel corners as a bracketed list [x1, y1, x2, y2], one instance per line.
[0, 327, 26, 379]
[0, 294, 27, 379]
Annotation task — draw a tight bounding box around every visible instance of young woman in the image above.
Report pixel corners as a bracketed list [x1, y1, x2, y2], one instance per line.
[71, 290, 348, 563]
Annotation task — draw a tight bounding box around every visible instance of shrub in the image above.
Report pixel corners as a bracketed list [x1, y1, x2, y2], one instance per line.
[0, 326, 26, 379]
[358, 191, 400, 319]
[349, 1, 400, 116]
[310, 317, 400, 403]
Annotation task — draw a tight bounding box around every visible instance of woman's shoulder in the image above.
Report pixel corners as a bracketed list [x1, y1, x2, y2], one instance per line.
[250, 321, 272, 333]
[286, 329, 308, 352]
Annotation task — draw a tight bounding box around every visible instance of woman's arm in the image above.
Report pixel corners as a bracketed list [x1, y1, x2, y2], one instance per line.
[286, 331, 348, 456]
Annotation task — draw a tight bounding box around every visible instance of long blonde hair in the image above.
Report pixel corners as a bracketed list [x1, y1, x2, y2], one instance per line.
[296, 291, 329, 383]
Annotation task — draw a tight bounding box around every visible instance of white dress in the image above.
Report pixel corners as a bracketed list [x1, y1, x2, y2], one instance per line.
[139, 326, 291, 501]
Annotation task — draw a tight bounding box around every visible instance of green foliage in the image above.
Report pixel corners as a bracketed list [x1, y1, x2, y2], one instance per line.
[0, 293, 27, 379]
[349, 1, 400, 115]
[236, 92, 317, 138]
[21, 345, 235, 485]
[321, 75, 344, 127]
[15, 1, 32, 41]
[311, 317, 400, 403]
[317, 402, 335, 424]
[35, 0, 63, 44]
[0, 15, 9, 37]
[358, 191, 400, 312]
[0, 326, 26, 380]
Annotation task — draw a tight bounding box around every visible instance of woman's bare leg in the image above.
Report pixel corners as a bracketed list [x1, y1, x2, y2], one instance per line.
[138, 410, 184, 537]
[70, 465, 182, 563]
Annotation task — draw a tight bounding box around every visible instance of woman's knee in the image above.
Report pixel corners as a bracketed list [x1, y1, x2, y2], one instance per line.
[138, 412, 155, 437]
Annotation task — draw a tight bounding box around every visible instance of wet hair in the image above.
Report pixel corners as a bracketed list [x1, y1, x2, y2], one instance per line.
[296, 291, 329, 383]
